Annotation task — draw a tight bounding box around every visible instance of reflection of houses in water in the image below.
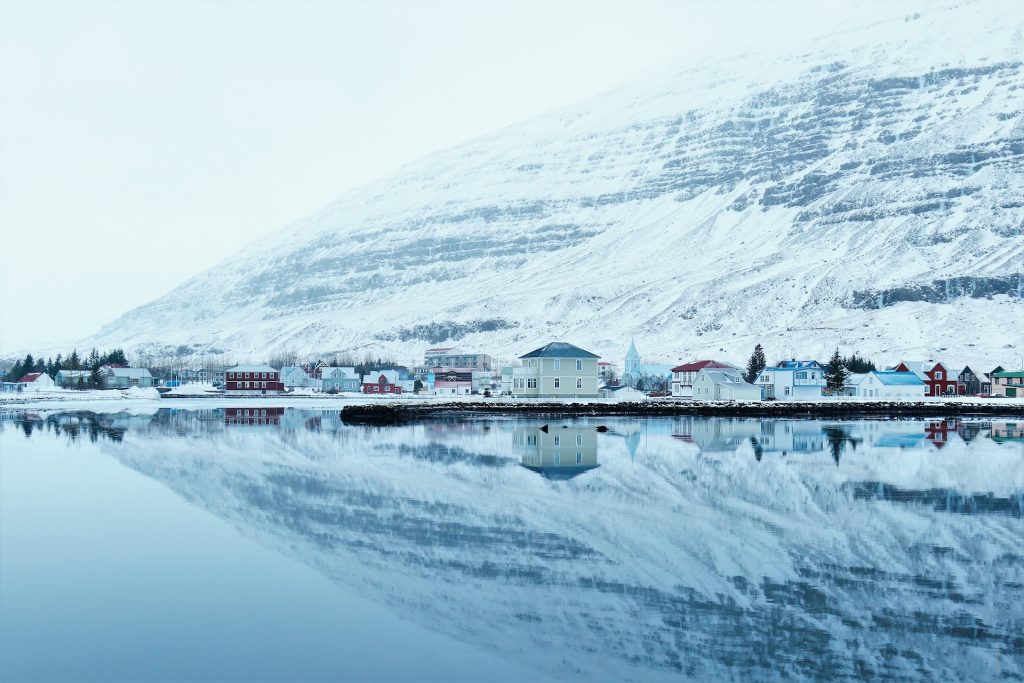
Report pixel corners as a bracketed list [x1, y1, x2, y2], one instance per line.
[990, 421, 1023, 444]
[672, 418, 761, 454]
[925, 418, 960, 449]
[514, 426, 599, 479]
[754, 420, 827, 455]
[224, 407, 284, 427]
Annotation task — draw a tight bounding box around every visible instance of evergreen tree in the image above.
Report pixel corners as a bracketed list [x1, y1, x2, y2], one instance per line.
[843, 353, 876, 374]
[77, 376, 85, 391]
[91, 367, 103, 389]
[88, 348, 100, 370]
[21, 354, 34, 378]
[744, 344, 766, 384]
[825, 348, 848, 393]
[54, 354, 63, 372]
[69, 350, 81, 370]
[7, 360, 23, 382]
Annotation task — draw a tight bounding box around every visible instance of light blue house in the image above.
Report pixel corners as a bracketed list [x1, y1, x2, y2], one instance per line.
[281, 366, 317, 390]
[322, 366, 361, 392]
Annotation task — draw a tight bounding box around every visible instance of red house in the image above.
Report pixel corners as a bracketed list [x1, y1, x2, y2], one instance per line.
[225, 365, 284, 395]
[362, 370, 403, 394]
[892, 360, 963, 397]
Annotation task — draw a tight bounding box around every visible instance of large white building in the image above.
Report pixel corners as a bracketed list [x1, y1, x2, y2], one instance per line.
[853, 371, 926, 399]
[691, 368, 761, 401]
[510, 342, 600, 399]
[756, 360, 826, 400]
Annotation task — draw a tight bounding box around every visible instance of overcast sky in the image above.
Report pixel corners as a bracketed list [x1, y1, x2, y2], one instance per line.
[0, 0, 877, 354]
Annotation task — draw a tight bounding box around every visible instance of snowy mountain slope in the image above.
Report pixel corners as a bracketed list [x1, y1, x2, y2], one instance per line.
[101, 414, 1024, 681]
[88, 2, 1024, 365]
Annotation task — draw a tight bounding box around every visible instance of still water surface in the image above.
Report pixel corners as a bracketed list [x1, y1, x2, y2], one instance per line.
[1, 408, 1022, 681]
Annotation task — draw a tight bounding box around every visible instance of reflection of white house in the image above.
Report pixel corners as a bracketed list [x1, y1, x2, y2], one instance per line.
[18, 372, 55, 392]
[854, 371, 925, 399]
[754, 420, 826, 454]
[692, 368, 761, 401]
[671, 417, 761, 453]
[756, 361, 825, 400]
[513, 426, 599, 479]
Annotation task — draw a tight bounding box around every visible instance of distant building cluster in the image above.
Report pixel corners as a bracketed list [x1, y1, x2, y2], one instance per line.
[4, 340, 1022, 401]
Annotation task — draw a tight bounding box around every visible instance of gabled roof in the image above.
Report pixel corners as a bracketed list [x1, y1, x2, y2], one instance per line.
[18, 372, 46, 383]
[698, 368, 748, 384]
[671, 360, 731, 373]
[105, 367, 154, 378]
[520, 342, 600, 359]
[228, 364, 278, 373]
[774, 360, 823, 370]
[871, 371, 925, 386]
[894, 360, 947, 379]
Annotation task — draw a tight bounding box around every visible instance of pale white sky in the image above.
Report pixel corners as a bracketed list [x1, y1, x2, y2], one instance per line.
[0, 0, 866, 354]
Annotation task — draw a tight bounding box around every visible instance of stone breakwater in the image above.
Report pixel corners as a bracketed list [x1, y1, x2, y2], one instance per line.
[340, 400, 1024, 424]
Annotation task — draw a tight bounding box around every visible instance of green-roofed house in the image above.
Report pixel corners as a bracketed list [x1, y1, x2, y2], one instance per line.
[511, 342, 600, 399]
[991, 370, 1024, 398]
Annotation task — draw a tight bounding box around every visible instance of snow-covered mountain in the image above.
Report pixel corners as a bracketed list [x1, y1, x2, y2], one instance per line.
[88, 2, 1024, 366]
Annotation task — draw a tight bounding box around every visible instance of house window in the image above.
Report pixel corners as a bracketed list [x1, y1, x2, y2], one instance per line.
[554, 377, 560, 389]
[576, 378, 583, 389]
[576, 452, 582, 464]
[554, 359, 561, 370]
[576, 360, 583, 371]
[245, 373, 250, 379]
[554, 436, 560, 446]
[576, 434, 583, 445]
[528, 378, 537, 389]
[936, 371, 943, 379]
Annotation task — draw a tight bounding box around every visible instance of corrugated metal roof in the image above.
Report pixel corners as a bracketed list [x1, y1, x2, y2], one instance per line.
[872, 371, 924, 386]
[520, 342, 600, 359]
[227, 365, 278, 373]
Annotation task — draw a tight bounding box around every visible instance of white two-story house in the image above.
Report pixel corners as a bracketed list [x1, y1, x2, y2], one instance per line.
[756, 360, 826, 400]
[510, 342, 600, 399]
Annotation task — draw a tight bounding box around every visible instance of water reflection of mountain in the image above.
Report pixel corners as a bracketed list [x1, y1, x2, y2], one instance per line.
[62, 411, 1023, 682]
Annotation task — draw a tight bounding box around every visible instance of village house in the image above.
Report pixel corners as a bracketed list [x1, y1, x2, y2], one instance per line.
[362, 369, 403, 394]
[855, 371, 926, 399]
[755, 360, 826, 400]
[98, 366, 155, 389]
[321, 366, 361, 392]
[224, 365, 284, 395]
[280, 366, 317, 390]
[670, 360, 733, 397]
[958, 366, 984, 396]
[510, 342, 600, 399]
[423, 347, 492, 371]
[598, 385, 647, 401]
[55, 369, 92, 388]
[990, 370, 1024, 398]
[432, 368, 475, 395]
[197, 367, 226, 387]
[982, 366, 1005, 394]
[891, 360, 962, 397]
[18, 372, 55, 392]
[691, 367, 761, 401]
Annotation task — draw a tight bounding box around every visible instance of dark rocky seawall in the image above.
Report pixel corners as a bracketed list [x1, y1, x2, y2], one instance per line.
[340, 401, 1024, 424]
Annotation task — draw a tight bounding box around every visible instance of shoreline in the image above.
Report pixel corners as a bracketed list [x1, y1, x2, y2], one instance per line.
[339, 400, 1024, 423]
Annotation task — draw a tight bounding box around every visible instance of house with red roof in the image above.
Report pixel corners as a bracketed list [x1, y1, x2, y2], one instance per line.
[18, 372, 55, 392]
[670, 360, 733, 398]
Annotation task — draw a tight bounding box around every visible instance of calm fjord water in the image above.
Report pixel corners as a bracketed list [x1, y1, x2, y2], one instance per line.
[1, 409, 1022, 681]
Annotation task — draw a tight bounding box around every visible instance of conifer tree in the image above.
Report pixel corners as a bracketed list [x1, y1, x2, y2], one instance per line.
[825, 348, 848, 393]
[745, 344, 766, 384]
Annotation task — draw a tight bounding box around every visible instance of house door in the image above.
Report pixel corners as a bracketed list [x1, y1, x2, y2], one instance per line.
[1008, 388, 1017, 398]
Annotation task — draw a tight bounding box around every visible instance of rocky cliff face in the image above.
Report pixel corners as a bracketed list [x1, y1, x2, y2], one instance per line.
[88, 2, 1024, 364]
